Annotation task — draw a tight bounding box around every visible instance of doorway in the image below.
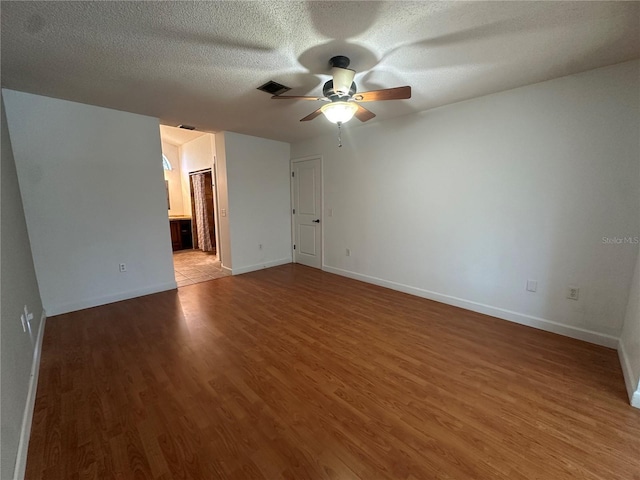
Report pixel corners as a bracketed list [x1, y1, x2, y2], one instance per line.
[292, 156, 322, 269]
[159, 125, 228, 287]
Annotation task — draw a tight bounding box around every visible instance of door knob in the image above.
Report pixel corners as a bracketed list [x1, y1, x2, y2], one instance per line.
[312, 219, 320, 223]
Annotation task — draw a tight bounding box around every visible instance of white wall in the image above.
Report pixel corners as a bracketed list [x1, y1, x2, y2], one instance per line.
[218, 132, 292, 274]
[1, 95, 44, 479]
[3, 90, 176, 316]
[162, 141, 184, 216]
[620, 240, 640, 408]
[291, 60, 640, 347]
[180, 134, 215, 216]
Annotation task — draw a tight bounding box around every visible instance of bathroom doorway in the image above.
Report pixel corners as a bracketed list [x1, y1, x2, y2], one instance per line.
[159, 125, 229, 287]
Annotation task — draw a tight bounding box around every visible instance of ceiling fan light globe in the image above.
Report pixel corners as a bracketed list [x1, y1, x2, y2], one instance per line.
[320, 102, 358, 124]
[331, 67, 356, 96]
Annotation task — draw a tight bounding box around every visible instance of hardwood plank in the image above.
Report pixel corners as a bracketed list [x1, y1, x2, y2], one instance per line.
[25, 264, 640, 480]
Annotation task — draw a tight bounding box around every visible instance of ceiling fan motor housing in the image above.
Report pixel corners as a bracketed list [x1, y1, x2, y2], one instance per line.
[323, 80, 357, 100]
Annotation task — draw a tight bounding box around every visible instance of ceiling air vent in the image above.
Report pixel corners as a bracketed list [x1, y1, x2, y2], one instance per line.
[178, 124, 196, 130]
[257, 80, 291, 96]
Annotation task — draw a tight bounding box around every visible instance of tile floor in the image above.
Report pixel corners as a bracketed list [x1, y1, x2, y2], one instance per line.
[172, 249, 230, 287]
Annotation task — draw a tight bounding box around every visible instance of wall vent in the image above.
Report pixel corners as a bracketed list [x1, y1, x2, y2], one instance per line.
[178, 124, 196, 130]
[257, 81, 291, 96]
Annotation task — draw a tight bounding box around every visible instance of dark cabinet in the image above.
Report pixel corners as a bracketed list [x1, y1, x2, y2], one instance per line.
[170, 221, 181, 251]
[169, 219, 193, 251]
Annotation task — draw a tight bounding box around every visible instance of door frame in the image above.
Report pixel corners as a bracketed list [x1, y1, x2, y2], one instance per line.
[290, 155, 323, 269]
[212, 156, 221, 263]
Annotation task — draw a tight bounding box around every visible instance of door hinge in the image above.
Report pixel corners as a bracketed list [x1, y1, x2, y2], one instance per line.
[293, 244, 296, 250]
[292, 208, 295, 214]
[291, 171, 295, 177]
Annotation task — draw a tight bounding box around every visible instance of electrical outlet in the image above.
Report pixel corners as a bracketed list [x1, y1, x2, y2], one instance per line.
[119, 263, 127, 272]
[221, 208, 227, 217]
[567, 286, 579, 300]
[346, 248, 351, 257]
[328, 208, 333, 217]
[526, 279, 537, 292]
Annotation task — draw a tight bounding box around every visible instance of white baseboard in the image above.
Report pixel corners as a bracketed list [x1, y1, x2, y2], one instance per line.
[45, 281, 177, 316]
[13, 310, 46, 480]
[221, 265, 232, 275]
[231, 258, 292, 276]
[618, 341, 640, 408]
[322, 265, 619, 349]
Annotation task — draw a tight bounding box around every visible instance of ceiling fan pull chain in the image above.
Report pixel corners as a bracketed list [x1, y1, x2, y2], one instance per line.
[337, 122, 343, 148]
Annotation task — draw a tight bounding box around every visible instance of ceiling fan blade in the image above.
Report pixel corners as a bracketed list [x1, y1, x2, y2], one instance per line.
[353, 86, 411, 102]
[300, 108, 324, 122]
[354, 104, 376, 122]
[272, 95, 327, 101]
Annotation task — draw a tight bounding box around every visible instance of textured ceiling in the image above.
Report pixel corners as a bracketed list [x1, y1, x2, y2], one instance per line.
[2, 1, 639, 143]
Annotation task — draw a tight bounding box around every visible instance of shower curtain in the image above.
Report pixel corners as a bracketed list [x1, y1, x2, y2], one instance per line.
[192, 173, 214, 252]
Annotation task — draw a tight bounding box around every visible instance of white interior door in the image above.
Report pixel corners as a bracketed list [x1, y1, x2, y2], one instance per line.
[292, 157, 321, 268]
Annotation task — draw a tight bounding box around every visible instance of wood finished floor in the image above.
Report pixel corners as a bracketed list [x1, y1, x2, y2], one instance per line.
[26, 265, 640, 479]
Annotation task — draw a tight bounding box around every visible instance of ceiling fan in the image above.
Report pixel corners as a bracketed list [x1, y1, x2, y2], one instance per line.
[272, 55, 411, 125]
